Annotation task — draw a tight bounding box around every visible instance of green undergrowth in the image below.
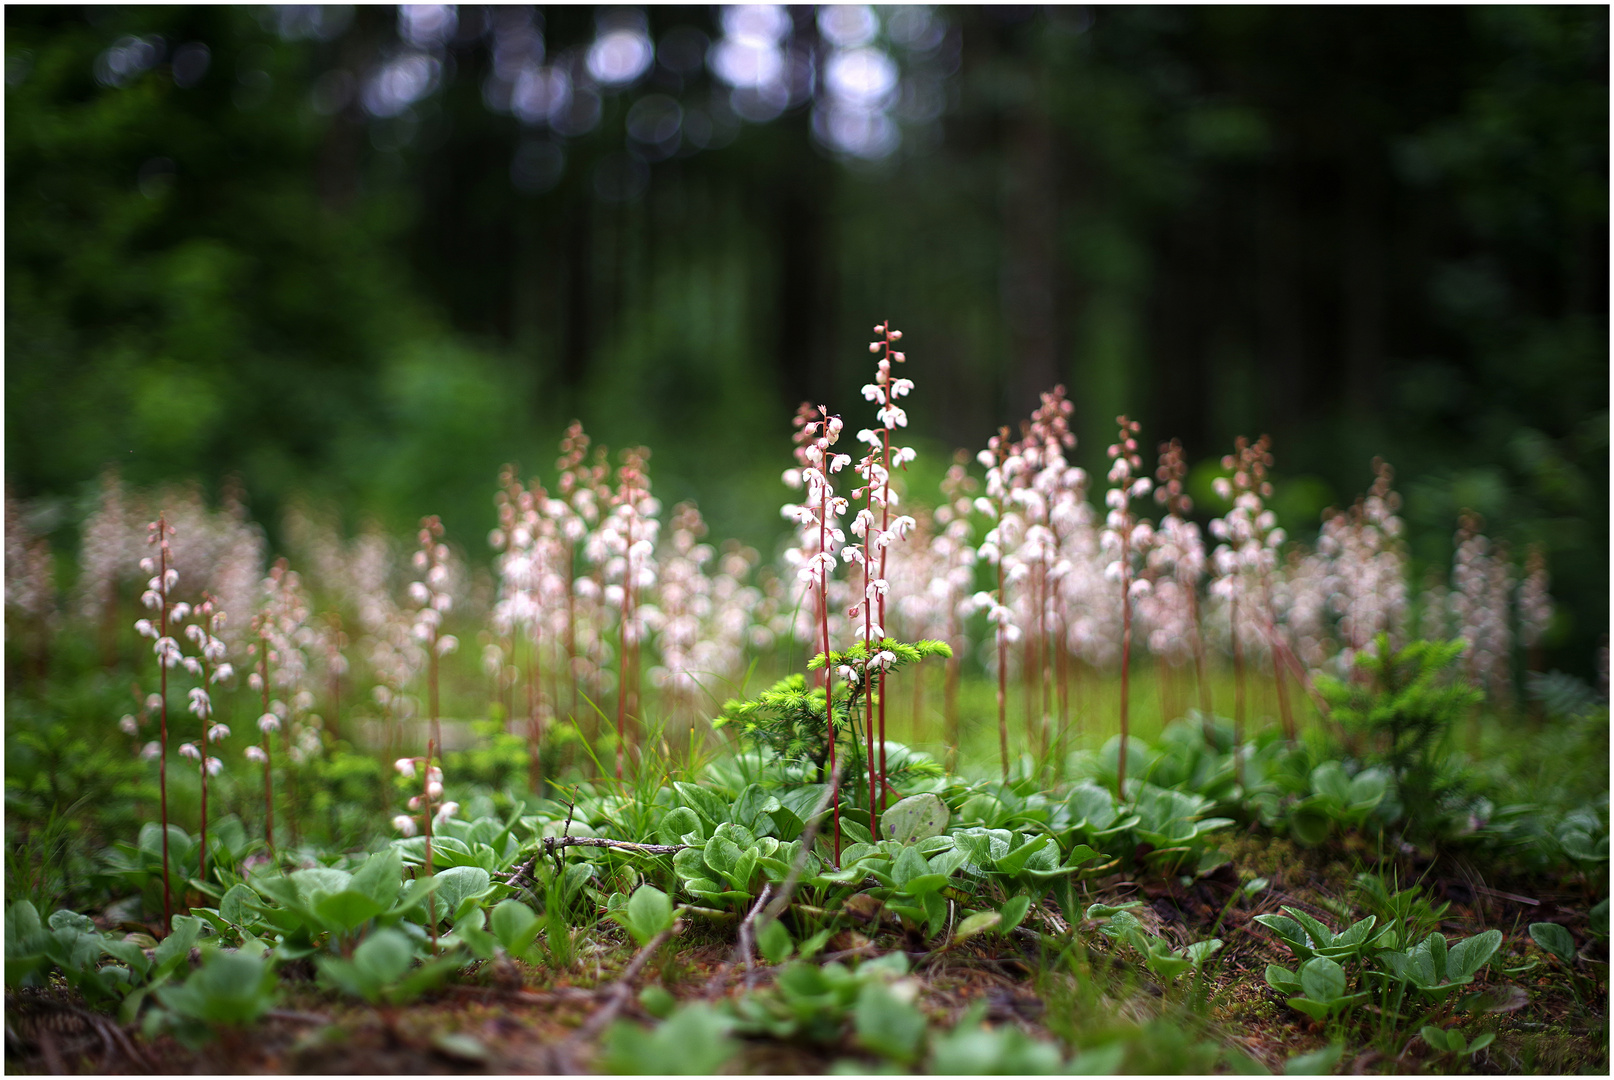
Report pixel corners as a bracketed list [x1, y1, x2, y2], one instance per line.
[4, 643, 1609, 1074]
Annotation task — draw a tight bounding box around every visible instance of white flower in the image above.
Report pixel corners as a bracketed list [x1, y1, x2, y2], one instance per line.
[145, 693, 164, 711]
[395, 758, 417, 778]
[204, 757, 224, 776]
[119, 715, 139, 735]
[178, 742, 201, 761]
[244, 744, 267, 763]
[169, 601, 191, 623]
[140, 741, 162, 760]
[155, 638, 182, 668]
[134, 619, 156, 639]
[392, 814, 419, 837]
[188, 687, 211, 718]
[434, 801, 459, 824]
[258, 712, 281, 733]
[211, 662, 234, 685]
[208, 722, 231, 741]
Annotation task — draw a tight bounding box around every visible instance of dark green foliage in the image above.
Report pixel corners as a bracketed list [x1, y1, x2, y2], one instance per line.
[712, 639, 951, 795]
[1317, 636, 1484, 840]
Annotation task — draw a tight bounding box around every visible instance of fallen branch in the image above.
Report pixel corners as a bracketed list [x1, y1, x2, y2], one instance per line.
[499, 836, 691, 894]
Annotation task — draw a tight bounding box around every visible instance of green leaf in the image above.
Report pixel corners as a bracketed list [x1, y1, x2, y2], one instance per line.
[1427, 932, 1449, 982]
[1466, 1032, 1495, 1055]
[1287, 997, 1335, 1021]
[797, 928, 833, 960]
[1447, 929, 1501, 979]
[1299, 957, 1346, 1002]
[315, 889, 387, 934]
[703, 836, 743, 879]
[431, 866, 493, 925]
[757, 919, 793, 964]
[624, 885, 674, 947]
[353, 927, 415, 986]
[1528, 922, 1576, 966]
[998, 894, 1032, 935]
[952, 911, 1003, 943]
[349, 849, 404, 908]
[731, 785, 782, 834]
[158, 950, 278, 1025]
[1253, 914, 1314, 958]
[603, 1003, 738, 1075]
[219, 883, 257, 928]
[1184, 938, 1224, 965]
[657, 807, 703, 846]
[386, 873, 448, 920]
[152, 915, 202, 978]
[674, 782, 730, 829]
[1284, 907, 1337, 951]
[880, 794, 949, 844]
[854, 982, 926, 1064]
[1284, 1044, 1344, 1074]
[1420, 1026, 1454, 1053]
[101, 939, 151, 978]
[890, 845, 930, 890]
[490, 899, 542, 959]
[1288, 802, 1334, 847]
[444, 909, 495, 960]
[1144, 940, 1192, 981]
[993, 833, 1054, 877]
[1265, 964, 1303, 996]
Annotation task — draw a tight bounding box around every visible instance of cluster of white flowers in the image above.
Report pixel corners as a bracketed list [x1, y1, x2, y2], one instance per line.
[391, 756, 455, 837]
[847, 323, 918, 662]
[173, 595, 233, 778]
[1140, 439, 1206, 668]
[1449, 511, 1514, 703]
[782, 403, 852, 649]
[1206, 436, 1283, 661]
[1518, 544, 1553, 654]
[6, 489, 55, 628]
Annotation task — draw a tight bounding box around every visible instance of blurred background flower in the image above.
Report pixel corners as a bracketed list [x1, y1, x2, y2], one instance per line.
[4, 4, 1606, 675]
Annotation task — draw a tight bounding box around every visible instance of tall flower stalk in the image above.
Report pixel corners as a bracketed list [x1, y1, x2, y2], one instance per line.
[851, 321, 917, 826]
[409, 516, 459, 777]
[1152, 439, 1213, 738]
[246, 613, 276, 857]
[133, 515, 180, 926]
[976, 427, 1019, 779]
[393, 754, 455, 950]
[784, 404, 850, 862]
[178, 596, 231, 885]
[605, 448, 658, 779]
[1102, 417, 1153, 798]
[931, 456, 978, 767]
